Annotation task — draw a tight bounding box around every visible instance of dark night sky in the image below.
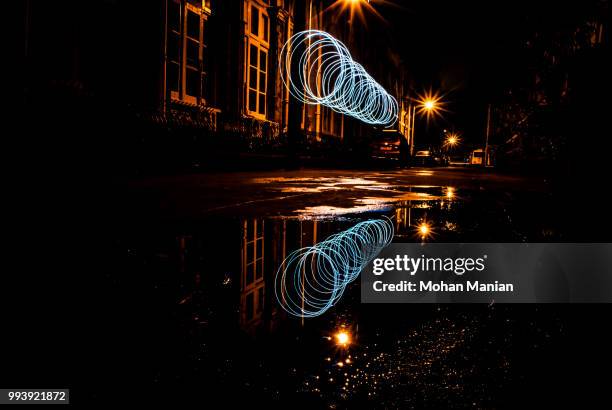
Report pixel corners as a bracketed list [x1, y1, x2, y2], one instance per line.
[342, 0, 601, 148]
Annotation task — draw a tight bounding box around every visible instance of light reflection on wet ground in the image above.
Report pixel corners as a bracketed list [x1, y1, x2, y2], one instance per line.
[126, 168, 547, 220]
[112, 169, 593, 406]
[251, 174, 450, 219]
[300, 314, 509, 407]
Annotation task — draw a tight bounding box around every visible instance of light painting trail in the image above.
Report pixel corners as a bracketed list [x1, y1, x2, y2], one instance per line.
[274, 218, 394, 318]
[280, 30, 398, 126]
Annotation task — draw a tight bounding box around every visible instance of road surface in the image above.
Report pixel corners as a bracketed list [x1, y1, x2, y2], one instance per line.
[124, 167, 547, 220]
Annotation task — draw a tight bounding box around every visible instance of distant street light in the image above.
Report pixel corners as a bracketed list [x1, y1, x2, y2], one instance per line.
[404, 90, 447, 156]
[443, 132, 461, 150]
[417, 221, 432, 239]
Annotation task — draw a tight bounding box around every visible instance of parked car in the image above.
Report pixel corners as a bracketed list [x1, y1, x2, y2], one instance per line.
[433, 152, 449, 166]
[369, 132, 409, 166]
[413, 150, 437, 166]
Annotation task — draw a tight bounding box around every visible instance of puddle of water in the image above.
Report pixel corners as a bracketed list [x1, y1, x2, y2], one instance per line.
[104, 184, 584, 406]
[293, 204, 395, 219]
[274, 186, 449, 219]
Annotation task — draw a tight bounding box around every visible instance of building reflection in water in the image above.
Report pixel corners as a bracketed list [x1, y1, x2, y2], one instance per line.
[174, 218, 328, 336]
[121, 185, 567, 406]
[172, 189, 461, 336]
[239, 218, 331, 334]
[240, 219, 265, 329]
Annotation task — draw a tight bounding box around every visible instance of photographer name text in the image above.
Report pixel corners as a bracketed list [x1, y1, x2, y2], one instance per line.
[370, 254, 514, 293]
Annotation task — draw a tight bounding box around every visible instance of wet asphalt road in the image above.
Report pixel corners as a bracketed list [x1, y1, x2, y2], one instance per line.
[86, 165, 610, 409]
[125, 166, 547, 220]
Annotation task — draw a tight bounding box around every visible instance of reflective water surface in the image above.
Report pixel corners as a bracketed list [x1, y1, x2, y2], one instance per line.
[95, 174, 609, 407]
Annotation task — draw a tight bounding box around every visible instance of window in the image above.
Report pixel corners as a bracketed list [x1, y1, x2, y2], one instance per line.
[250, 6, 259, 37]
[242, 218, 265, 325]
[243, 219, 264, 288]
[247, 43, 267, 115]
[185, 9, 201, 100]
[246, 3, 269, 118]
[246, 292, 254, 321]
[249, 5, 269, 41]
[167, 1, 181, 93]
[262, 15, 269, 42]
[166, 0, 209, 104]
[243, 286, 264, 323]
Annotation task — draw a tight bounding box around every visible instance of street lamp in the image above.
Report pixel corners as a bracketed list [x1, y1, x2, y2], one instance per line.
[330, 0, 379, 25]
[343, 0, 371, 6]
[417, 221, 433, 240]
[404, 90, 446, 155]
[415, 90, 445, 119]
[443, 132, 461, 150]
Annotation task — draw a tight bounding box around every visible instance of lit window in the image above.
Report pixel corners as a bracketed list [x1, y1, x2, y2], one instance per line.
[247, 43, 268, 116]
[250, 5, 259, 37]
[166, 1, 208, 104]
[246, 3, 269, 117]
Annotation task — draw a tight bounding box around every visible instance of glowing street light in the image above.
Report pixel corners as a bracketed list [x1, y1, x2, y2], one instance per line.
[329, 0, 381, 26]
[343, 0, 371, 7]
[417, 221, 433, 240]
[405, 90, 448, 156]
[443, 132, 461, 150]
[415, 90, 445, 119]
[335, 330, 351, 347]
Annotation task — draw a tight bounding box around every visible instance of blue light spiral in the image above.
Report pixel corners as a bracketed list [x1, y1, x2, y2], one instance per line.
[274, 218, 394, 318]
[279, 30, 398, 126]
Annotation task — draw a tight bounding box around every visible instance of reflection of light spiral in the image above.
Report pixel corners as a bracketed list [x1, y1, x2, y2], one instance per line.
[280, 30, 398, 126]
[274, 218, 394, 318]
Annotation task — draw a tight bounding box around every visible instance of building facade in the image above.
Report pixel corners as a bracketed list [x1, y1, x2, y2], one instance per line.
[24, 0, 409, 170]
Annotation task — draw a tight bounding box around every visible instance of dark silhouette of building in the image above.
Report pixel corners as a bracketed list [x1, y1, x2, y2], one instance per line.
[489, 0, 609, 176]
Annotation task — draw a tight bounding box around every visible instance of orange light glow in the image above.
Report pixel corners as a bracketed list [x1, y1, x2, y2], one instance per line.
[415, 90, 447, 120]
[417, 221, 434, 239]
[328, 0, 383, 26]
[335, 330, 351, 346]
[444, 132, 461, 149]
